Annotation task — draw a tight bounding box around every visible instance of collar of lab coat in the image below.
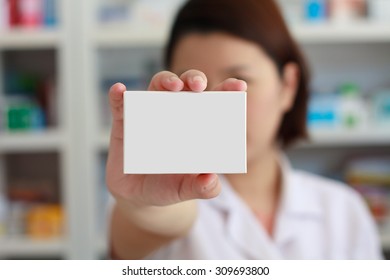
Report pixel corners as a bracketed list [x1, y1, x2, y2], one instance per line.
[213, 153, 323, 217]
[209, 152, 324, 259]
[277, 153, 323, 218]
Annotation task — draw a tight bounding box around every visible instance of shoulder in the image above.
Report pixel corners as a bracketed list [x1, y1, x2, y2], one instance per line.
[292, 169, 362, 203]
[289, 170, 382, 259]
[290, 169, 372, 222]
[289, 169, 376, 234]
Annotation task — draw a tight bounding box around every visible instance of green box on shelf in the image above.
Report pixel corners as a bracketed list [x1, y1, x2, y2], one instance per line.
[6, 104, 45, 131]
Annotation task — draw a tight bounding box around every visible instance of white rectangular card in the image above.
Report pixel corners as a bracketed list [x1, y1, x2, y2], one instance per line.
[124, 91, 247, 174]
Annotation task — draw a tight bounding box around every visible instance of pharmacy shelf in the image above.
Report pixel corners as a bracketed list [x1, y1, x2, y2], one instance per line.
[0, 29, 61, 50]
[96, 237, 108, 259]
[0, 130, 65, 153]
[96, 129, 111, 151]
[96, 128, 390, 151]
[92, 21, 390, 48]
[381, 234, 390, 250]
[0, 236, 65, 258]
[93, 24, 170, 48]
[87, 1, 390, 261]
[298, 129, 390, 148]
[291, 22, 390, 43]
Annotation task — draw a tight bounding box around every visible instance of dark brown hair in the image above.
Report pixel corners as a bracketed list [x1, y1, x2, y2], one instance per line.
[164, 0, 310, 148]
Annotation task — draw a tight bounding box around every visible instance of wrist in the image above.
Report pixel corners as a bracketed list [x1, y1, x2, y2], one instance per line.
[115, 198, 197, 237]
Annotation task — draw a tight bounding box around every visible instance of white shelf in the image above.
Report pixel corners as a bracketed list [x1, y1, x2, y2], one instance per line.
[297, 129, 390, 148]
[381, 234, 390, 250]
[92, 21, 390, 48]
[93, 24, 170, 48]
[0, 236, 66, 258]
[96, 129, 390, 150]
[0, 29, 61, 50]
[96, 237, 108, 259]
[1, 1, 388, 261]
[96, 129, 111, 151]
[0, 130, 65, 152]
[291, 22, 390, 43]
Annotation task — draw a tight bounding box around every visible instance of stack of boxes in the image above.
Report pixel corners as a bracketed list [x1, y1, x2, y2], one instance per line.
[0, 0, 57, 30]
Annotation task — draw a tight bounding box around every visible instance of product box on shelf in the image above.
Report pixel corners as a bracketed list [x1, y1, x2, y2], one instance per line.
[97, 0, 186, 28]
[4, 171, 63, 238]
[42, 0, 57, 26]
[0, 0, 10, 30]
[98, 0, 132, 25]
[307, 82, 375, 132]
[282, 0, 388, 24]
[6, 100, 46, 131]
[2, 0, 58, 29]
[26, 203, 63, 239]
[372, 89, 390, 127]
[304, 0, 327, 22]
[1, 70, 57, 131]
[328, 0, 367, 22]
[337, 83, 369, 130]
[345, 157, 390, 227]
[5, 202, 63, 239]
[307, 92, 339, 130]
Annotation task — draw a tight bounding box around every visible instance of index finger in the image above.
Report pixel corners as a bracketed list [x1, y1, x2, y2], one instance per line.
[148, 71, 184, 92]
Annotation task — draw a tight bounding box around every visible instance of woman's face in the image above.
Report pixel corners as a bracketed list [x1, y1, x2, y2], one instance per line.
[171, 32, 297, 164]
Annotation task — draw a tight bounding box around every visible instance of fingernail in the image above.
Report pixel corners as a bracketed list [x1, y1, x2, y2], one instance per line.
[192, 75, 204, 84]
[201, 176, 217, 193]
[169, 76, 180, 83]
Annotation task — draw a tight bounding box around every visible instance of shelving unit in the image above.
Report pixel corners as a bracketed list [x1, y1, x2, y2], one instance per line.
[93, 25, 169, 48]
[0, 29, 60, 50]
[0, 237, 65, 259]
[301, 129, 390, 148]
[0, 130, 64, 152]
[87, 0, 390, 258]
[92, 21, 390, 48]
[0, 1, 88, 260]
[1, 0, 389, 259]
[291, 21, 390, 43]
[0, 28, 67, 258]
[290, 18, 390, 250]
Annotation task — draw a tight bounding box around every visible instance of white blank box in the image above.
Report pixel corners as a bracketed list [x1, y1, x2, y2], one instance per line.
[124, 91, 247, 174]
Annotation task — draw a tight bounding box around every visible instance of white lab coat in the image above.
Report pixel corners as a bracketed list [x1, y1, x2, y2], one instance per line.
[145, 156, 383, 260]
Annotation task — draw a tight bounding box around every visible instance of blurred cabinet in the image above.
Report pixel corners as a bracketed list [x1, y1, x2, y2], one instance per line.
[286, 22, 390, 252]
[0, 0, 91, 259]
[86, 0, 390, 258]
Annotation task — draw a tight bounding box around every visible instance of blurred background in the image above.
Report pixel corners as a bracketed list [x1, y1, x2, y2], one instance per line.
[0, 0, 389, 259]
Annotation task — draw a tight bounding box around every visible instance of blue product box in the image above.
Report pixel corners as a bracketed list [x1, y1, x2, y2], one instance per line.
[373, 90, 390, 125]
[305, 0, 327, 22]
[43, 0, 57, 27]
[307, 93, 339, 129]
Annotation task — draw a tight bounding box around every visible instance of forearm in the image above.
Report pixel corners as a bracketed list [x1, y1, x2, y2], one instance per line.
[110, 200, 197, 259]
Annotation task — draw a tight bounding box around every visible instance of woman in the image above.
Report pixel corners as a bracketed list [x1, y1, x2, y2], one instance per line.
[106, 0, 382, 259]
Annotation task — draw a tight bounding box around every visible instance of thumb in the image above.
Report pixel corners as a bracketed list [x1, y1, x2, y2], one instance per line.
[178, 174, 221, 201]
